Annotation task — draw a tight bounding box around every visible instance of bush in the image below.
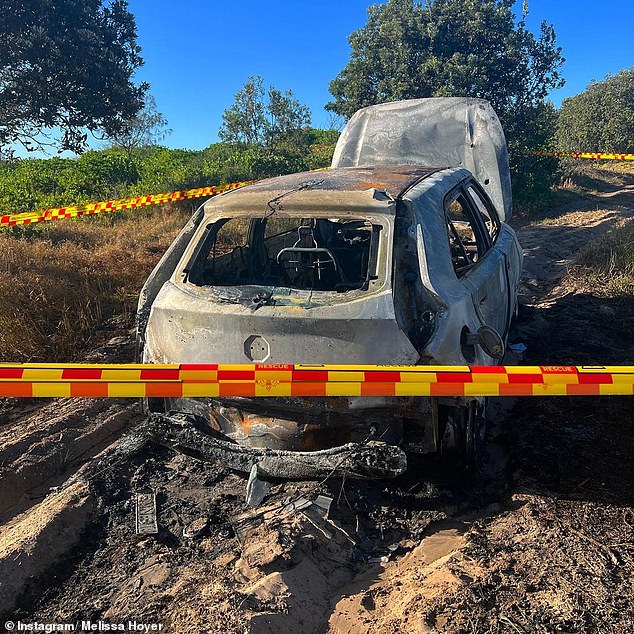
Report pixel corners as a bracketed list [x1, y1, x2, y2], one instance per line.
[557, 68, 634, 153]
[0, 131, 339, 220]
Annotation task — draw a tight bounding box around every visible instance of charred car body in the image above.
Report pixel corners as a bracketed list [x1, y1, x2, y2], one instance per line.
[137, 98, 522, 475]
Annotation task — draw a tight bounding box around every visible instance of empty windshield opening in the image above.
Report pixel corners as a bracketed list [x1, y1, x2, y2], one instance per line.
[186, 216, 381, 292]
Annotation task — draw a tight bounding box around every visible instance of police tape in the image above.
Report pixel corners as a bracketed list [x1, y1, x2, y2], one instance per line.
[0, 364, 632, 398]
[0, 181, 253, 229]
[533, 151, 634, 161]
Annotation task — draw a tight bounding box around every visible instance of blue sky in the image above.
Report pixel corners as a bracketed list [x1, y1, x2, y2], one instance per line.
[126, 0, 633, 150]
[42, 0, 634, 153]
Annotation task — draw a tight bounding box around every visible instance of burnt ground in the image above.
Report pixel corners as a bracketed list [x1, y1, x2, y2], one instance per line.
[0, 166, 633, 633]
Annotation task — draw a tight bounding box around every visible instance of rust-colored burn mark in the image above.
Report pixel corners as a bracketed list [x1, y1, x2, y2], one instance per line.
[210, 409, 342, 451]
[351, 181, 390, 190]
[206, 398, 407, 451]
[238, 166, 439, 200]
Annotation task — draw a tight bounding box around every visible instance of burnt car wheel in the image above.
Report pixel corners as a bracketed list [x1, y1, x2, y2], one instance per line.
[441, 400, 487, 473]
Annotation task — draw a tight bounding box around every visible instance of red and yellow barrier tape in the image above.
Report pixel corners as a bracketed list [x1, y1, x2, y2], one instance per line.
[2, 150, 632, 229]
[0, 364, 631, 398]
[0, 181, 253, 229]
[534, 151, 634, 161]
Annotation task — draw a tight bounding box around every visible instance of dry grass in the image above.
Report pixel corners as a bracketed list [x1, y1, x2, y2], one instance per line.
[559, 161, 634, 189]
[0, 204, 192, 362]
[166, 565, 249, 634]
[574, 220, 634, 296]
[604, 160, 634, 175]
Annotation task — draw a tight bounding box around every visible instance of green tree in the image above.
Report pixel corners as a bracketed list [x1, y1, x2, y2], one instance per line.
[218, 76, 315, 180]
[0, 0, 147, 159]
[219, 76, 311, 151]
[557, 68, 634, 153]
[106, 95, 172, 159]
[266, 87, 311, 150]
[326, 0, 565, 203]
[219, 77, 268, 145]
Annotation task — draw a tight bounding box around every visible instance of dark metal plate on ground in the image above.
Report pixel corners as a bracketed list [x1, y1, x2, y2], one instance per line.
[135, 490, 158, 535]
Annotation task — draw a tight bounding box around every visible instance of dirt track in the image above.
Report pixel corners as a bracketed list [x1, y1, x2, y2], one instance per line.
[0, 167, 632, 633]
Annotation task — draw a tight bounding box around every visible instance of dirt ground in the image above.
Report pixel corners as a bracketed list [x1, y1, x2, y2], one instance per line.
[0, 166, 632, 633]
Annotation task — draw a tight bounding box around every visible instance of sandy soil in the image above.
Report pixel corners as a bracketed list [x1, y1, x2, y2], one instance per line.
[1, 166, 632, 633]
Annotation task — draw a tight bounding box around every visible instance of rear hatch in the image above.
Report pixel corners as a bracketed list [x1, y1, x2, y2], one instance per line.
[143, 208, 421, 448]
[144, 211, 419, 366]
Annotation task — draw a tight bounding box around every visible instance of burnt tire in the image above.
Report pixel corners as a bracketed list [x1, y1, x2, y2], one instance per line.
[440, 400, 487, 475]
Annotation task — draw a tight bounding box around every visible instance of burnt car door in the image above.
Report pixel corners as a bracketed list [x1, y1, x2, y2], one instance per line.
[444, 183, 512, 348]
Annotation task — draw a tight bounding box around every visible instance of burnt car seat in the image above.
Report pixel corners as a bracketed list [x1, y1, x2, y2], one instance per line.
[276, 223, 344, 290]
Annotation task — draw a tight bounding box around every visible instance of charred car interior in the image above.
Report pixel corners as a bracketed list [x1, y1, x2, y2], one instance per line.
[185, 216, 380, 293]
[136, 98, 523, 479]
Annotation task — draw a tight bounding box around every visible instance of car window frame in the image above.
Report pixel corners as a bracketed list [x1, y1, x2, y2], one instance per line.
[183, 215, 384, 293]
[443, 184, 492, 278]
[465, 179, 502, 243]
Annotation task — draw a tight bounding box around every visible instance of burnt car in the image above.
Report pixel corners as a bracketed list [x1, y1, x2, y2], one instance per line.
[136, 98, 522, 475]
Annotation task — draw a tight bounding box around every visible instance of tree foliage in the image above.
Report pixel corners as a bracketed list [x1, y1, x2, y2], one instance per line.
[326, 0, 565, 204]
[106, 96, 172, 158]
[557, 68, 634, 153]
[0, 152, 138, 213]
[219, 76, 311, 151]
[0, 0, 147, 159]
[219, 77, 267, 145]
[217, 77, 329, 180]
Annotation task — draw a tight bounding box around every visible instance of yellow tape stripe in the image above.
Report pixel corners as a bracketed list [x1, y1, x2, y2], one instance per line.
[599, 384, 634, 395]
[32, 383, 71, 398]
[108, 383, 144, 398]
[0, 181, 254, 228]
[533, 151, 634, 161]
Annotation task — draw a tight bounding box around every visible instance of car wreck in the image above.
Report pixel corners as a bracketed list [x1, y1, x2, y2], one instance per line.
[136, 97, 523, 479]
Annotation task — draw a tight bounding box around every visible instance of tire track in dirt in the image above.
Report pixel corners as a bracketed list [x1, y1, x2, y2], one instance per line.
[0, 329, 144, 618]
[0, 399, 141, 519]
